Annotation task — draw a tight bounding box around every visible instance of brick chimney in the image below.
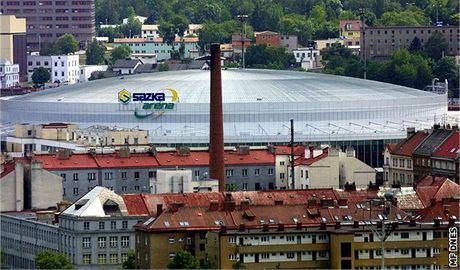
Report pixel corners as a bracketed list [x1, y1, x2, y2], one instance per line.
[209, 43, 225, 192]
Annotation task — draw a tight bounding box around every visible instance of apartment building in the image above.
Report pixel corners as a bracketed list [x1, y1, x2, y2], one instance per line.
[280, 35, 298, 53]
[141, 24, 202, 39]
[362, 26, 460, 60]
[255, 31, 280, 47]
[27, 54, 80, 84]
[0, 0, 95, 51]
[339, 20, 364, 47]
[134, 189, 458, 269]
[431, 131, 459, 180]
[273, 145, 306, 189]
[113, 37, 199, 61]
[0, 58, 20, 88]
[383, 128, 429, 186]
[0, 15, 27, 76]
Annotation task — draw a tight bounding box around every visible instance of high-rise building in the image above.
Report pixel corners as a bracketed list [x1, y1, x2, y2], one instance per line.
[0, 0, 95, 51]
[0, 15, 27, 75]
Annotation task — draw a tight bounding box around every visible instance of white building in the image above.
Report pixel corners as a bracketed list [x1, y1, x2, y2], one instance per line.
[141, 24, 202, 39]
[293, 48, 321, 69]
[0, 59, 20, 89]
[122, 16, 147, 24]
[27, 54, 80, 84]
[79, 65, 108, 83]
[151, 170, 218, 194]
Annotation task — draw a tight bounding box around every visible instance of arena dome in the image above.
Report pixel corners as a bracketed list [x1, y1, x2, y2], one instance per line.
[0, 69, 447, 157]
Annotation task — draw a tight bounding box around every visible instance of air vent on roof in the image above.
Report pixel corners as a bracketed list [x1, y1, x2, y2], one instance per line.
[143, 217, 155, 226]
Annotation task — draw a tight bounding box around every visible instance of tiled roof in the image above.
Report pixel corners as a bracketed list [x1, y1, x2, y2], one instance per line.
[386, 143, 397, 152]
[114, 38, 145, 43]
[1, 160, 16, 178]
[432, 131, 459, 159]
[32, 154, 99, 170]
[413, 129, 453, 157]
[274, 145, 305, 156]
[417, 198, 460, 222]
[416, 177, 460, 207]
[339, 20, 366, 31]
[94, 153, 159, 168]
[389, 131, 428, 156]
[255, 31, 279, 36]
[136, 190, 409, 232]
[112, 59, 141, 69]
[294, 149, 328, 166]
[417, 175, 450, 187]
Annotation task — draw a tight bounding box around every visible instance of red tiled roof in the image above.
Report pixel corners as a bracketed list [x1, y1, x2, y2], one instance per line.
[114, 37, 199, 44]
[339, 20, 367, 31]
[94, 153, 159, 168]
[386, 143, 397, 152]
[294, 149, 328, 166]
[32, 154, 99, 170]
[390, 131, 429, 156]
[1, 160, 16, 178]
[416, 178, 460, 207]
[432, 131, 459, 159]
[274, 145, 305, 156]
[155, 150, 274, 167]
[113, 37, 146, 43]
[123, 194, 151, 216]
[417, 175, 450, 187]
[417, 199, 460, 222]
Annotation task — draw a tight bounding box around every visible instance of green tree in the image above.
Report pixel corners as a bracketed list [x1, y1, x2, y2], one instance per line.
[251, 0, 284, 31]
[434, 57, 459, 90]
[280, 14, 314, 45]
[111, 45, 132, 62]
[35, 250, 74, 269]
[32, 67, 51, 86]
[120, 16, 142, 38]
[86, 39, 106, 65]
[39, 40, 58, 56]
[376, 8, 430, 26]
[159, 63, 170, 72]
[424, 32, 448, 60]
[408, 36, 423, 53]
[167, 250, 199, 269]
[159, 20, 177, 46]
[245, 44, 295, 69]
[54, 34, 79, 55]
[122, 250, 136, 269]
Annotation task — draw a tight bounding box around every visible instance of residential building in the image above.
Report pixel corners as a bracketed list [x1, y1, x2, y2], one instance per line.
[280, 35, 298, 53]
[27, 54, 80, 84]
[255, 31, 280, 47]
[113, 37, 199, 61]
[315, 38, 345, 51]
[21, 146, 275, 201]
[220, 44, 234, 59]
[0, 15, 27, 76]
[293, 147, 376, 189]
[112, 59, 142, 75]
[134, 189, 458, 269]
[79, 65, 108, 83]
[122, 16, 147, 25]
[415, 176, 460, 208]
[412, 126, 453, 181]
[383, 128, 429, 186]
[362, 26, 460, 60]
[141, 24, 202, 39]
[0, 59, 20, 88]
[131, 53, 157, 64]
[292, 48, 321, 69]
[431, 130, 459, 180]
[339, 20, 364, 47]
[273, 145, 306, 190]
[153, 169, 218, 194]
[0, 160, 24, 212]
[231, 35, 252, 55]
[0, 0, 95, 51]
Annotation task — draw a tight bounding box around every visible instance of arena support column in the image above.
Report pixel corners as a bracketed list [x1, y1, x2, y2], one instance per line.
[209, 43, 225, 192]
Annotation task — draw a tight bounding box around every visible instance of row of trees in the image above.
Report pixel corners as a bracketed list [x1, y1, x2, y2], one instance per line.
[322, 33, 459, 90]
[95, 0, 459, 48]
[40, 34, 79, 56]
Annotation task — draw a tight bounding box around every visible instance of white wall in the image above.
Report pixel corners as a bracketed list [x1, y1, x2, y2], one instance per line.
[339, 152, 376, 188]
[0, 60, 19, 88]
[79, 65, 108, 83]
[0, 162, 24, 212]
[27, 55, 80, 84]
[30, 161, 63, 209]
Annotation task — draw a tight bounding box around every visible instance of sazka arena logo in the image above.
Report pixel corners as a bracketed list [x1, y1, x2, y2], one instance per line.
[117, 88, 179, 119]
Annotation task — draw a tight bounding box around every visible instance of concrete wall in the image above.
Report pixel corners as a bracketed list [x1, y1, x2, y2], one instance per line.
[339, 152, 376, 188]
[0, 162, 24, 212]
[0, 15, 26, 63]
[309, 155, 340, 189]
[30, 161, 63, 209]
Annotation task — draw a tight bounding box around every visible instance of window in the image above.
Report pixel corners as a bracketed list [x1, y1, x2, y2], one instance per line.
[98, 237, 106, 248]
[73, 173, 78, 180]
[228, 236, 236, 243]
[60, 173, 66, 180]
[73, 187, 79, 195]
[110, 236, 117, 248]
[88, 173, 96, 180]
[226, 169, 233, 177]
[122, 221, 128, 229]
[268, 168, 274, 175]
[169, 253, 176, 259]
[286, 252, 295, 259]
[99, 221, 105, 230]
[376, 250, 382, 256]
[121, 236, 130, 247]
[83, 254, 91, 264]
[134, 172, 140, 179]
[111, 221, 116, 230]
[121, 253, 128, 262]
[318, 251, 327, 257]
[84, 222, 90, 230]
[401, 249, 409, 255]
[134, 186, 139, 191]
[255, 169, 260, 176]
[261, 253, 270, 259]
[280, 173, 285, 179]
[194, 170, 200, 177]
[228, 254, 238, 260]
[104, 172, 113, 180]
[122, 186, 127, 191]
[110, 254, 118, 264]
[434, 231, 442, 238]
[401, 232, 409, 239]
[286, 236, 295, 242]
[242, 169, 248, 177]
[121, 172, 127, 179]
[82, 237, 91, 248]
[261, 236, 269, 242]
[242, 183, 248, 190]
[98, 254, 106, 264]
[433, 248, 440, 254]
[280, 161, 285, 166]
[169, 237, 175, 244]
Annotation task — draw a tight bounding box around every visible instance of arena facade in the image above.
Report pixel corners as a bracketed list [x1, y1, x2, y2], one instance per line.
[0, 69, 448, 167]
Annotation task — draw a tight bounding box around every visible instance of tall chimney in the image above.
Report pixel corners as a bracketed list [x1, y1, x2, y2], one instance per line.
[209, 43, 225, 192]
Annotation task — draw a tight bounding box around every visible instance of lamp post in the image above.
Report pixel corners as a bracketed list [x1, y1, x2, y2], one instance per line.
[237, 14, 248, 69]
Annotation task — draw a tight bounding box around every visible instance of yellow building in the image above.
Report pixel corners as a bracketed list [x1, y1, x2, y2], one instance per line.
[134, 190, 458, 269]
[0, 15, 26, 75]
[339, 20, 364, 47]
